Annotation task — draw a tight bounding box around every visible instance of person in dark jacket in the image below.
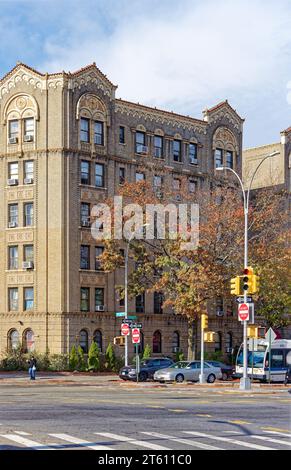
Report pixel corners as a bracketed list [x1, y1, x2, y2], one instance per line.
[28, 356, 37, 380]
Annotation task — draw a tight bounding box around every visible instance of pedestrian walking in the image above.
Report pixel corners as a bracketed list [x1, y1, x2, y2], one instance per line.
[28, 356, 37, 380]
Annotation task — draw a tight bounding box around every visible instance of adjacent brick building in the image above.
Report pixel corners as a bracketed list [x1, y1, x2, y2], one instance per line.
[0, 62, 244, 359]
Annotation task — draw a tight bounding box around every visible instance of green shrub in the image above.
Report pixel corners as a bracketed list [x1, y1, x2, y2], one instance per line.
[175, 350, 185, 362]
[142, 344, 151, 360]
[49, 354, 69, 371]
[105, 343, 116, 372]
[69, 345, 78, 371]
[87, 341, 100, 371]
[77, 346, 86, 371]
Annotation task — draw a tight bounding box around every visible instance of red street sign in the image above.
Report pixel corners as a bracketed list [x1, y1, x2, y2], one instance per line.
[121, 323, 130, 336]
[132, 328, 140, 344]
[238, 303, 249, 321]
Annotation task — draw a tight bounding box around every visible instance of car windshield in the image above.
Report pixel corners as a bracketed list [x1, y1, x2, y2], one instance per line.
[169, 361, 190, 369]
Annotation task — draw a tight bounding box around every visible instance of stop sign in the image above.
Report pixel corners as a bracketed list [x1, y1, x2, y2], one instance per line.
[132, 328, 140, 344]
[238, 303, 249, 321]
[121, 323, 130, 336]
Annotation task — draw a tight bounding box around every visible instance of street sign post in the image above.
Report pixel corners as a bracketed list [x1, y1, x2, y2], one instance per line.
[115, 312, 125, 317]
[238, 303, 250, 322]
[121, 323, 130, 336]
[236, 296, 253, 303]
[132, 328, 140, 344]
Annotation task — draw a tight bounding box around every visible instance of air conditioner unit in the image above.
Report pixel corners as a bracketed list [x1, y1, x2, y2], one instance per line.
[24, 135, 34, 142]
[216, 310, 224, 317]
[226, 347, 234, 354]
[156, 190, 163, 199]
[136, 145, 148, 154]
[8, 137, 18, 144]
[7, 179, 19, 186]
[81, 220, 90, 227]
[24, 178, 33, 185]
[173, 347, 180, 353]
[96, 305, 105, 312]
[23, 261, 34, 270]
[8, 221, 17, 228]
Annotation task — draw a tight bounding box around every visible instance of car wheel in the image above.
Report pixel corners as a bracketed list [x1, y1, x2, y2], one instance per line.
[222, 372, 228, 381]
[175, 374, 184, 383]
[207, 374, 216, 383]
[139, 371, 147, 382]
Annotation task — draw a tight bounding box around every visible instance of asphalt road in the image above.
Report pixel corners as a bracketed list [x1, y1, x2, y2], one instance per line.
[0, 375, 290, 451]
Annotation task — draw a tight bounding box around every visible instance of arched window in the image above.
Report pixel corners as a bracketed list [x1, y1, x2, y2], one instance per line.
[153, 330, 162, 354]
[172, 331, 180, 353]
[23, 329, 35, 353]
[138, 332, 144, 355]
[212, 127, 238, 170]
[79, 330, 88, 353]
[77, 93, 107, 148]
[93, 330, 102, 352]
[4, 94, 39, 146]
[215, 331, 222, 352]
[226, 332, 233, 353]
[8, 329, 20, 351]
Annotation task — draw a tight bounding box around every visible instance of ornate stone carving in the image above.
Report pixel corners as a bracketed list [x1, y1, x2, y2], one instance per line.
[7, 231, 34, 243]
[7, 273, 34, 285]
[7, 188, 34, 201]
[0, 68, 44, 99]
[3, 93, 39, 122]
[213, 126, 238, 152]
[80, 273, 105, 286]
[72, 73, 114, 99]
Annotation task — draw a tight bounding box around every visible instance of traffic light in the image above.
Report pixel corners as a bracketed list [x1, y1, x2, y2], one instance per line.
[201, 314, 208, 330]
[242, 267, 253, 292]
[230, 276, 241, 295]
[250, 274, 259, 294]
[114, 336, 125, 346]
[204, 331, 215, 342]
[247, 325, 266, 338]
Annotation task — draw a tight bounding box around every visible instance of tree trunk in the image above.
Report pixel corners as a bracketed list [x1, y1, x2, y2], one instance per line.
[187, 320, 197, 360]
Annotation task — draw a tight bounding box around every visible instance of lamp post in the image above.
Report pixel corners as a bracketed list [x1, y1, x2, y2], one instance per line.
[217, 150, 279, 390]
[124, 224, 149, 367]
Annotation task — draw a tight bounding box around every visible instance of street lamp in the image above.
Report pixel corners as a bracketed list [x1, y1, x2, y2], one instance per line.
[124, 224, 149, 367]
[216, 150, 279, 390]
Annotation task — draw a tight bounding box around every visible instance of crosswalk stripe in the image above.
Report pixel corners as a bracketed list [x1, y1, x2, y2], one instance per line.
[251, 435, 291, 447]
[142, 431, 222, 450]
[183, 431, 274, 450]
[263, 431, 291, 438]
[14, 431, 31, 436]
[0, 434, 55, 450]
[49, 433, 111, 450]
[95, 432, 170, 450]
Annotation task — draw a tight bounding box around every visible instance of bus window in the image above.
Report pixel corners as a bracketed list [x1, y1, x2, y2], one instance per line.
[237, 350, 265, 368]
[271, 349, 284, 368]
[286, 350, 291, 366]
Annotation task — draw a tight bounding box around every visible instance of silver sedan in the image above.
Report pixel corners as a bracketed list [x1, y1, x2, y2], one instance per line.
[153, 360, 222, 383]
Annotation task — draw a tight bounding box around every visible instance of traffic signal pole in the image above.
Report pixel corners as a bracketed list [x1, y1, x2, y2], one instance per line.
[199, 319, 205, 384]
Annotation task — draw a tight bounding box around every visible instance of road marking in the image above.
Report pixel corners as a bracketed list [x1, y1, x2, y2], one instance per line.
[142, 431, 222, 450]
[251, 435, 291, 447]
[14, 431, 31, 436]
[147, 405, 165, 409]
[183, 431, 274, 450]
[94, 432, 170, 450]
[170, 409, 187, 413]
[263, 430, 291, 437]
[229, 420, 251, 425]
[0, 434, 54, 450]
[49, 433, 111, 450]
[261, 427, 291, 434]
[196, 414, 212, 417]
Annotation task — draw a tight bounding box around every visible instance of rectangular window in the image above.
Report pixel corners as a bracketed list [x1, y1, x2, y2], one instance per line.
[136, 293, 145, 313]
[215, 148, 223, 168]
[80, 288, 90, 311]
[81, 161, 90, 185]
[9, 120, 19, 140]
[154, 175, 162, 187]
[80, 245, 90, 270]
[9, 288, 18, 311]
[95, 246, 104, 271]
[189, 180, 197, 193]
[189, 143, 198, 164]
[154, 292, 164, 314]
[226, 150, 234, 169]
[95, 288, 104, 310]
[135, 131, 146, 153]
[94, 121, 104, 145]
[8, 246, 18, 270]
[24, 203, 33, 227]
[24, 161, 34, 181]
[136, 172, 145, 182]
[24, 287, 34, 310]
[95, 163, 105, 187]
[8, 204, 18, 227]
[81, 203, 90, 226]
[80, 118, 90, 143]
[119, 126, 125, 144]
[173, 178, 181, 190]
[119, 167, 125, 185]
[24, 245, 34, 263]
[24, 118, 34, 139]
[154, 135, 163, 158]
[173, 140, 182, 162]
[9, 162, 19, 180]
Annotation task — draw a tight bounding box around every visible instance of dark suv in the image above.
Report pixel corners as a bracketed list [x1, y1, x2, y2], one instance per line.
[119, 357, 174, 382]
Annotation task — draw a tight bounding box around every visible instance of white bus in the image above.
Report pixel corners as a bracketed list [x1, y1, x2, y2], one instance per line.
[235, 339, 291, 382]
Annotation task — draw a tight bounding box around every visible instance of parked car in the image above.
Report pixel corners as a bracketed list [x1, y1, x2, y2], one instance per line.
[153, 360, 222, 383]
[205, 361, 235, 381]
[119, 357, 174, 382]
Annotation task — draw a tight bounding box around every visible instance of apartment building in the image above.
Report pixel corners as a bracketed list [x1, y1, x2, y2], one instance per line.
[0, 62, 244, 358]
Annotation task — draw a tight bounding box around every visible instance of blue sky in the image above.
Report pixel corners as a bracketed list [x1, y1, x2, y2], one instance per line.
[0, 0, 290, 147]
